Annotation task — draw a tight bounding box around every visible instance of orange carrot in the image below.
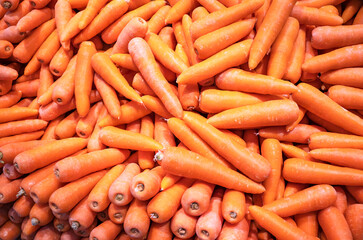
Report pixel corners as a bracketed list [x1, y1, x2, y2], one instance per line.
[318, 206, 353, 240]
[291, 5, 343, 26]
[108, 202, 128, 224]
[0, 178, 22, 203]
[165, 0, 198, 24]
[327, 85, 363, 110]
[54, 111, 80, 139]
[147, 5, 171, 34]
[218, 217, 249, 240]
[156, 147, 265, 194]
[131, 166, 165, 201]
[3, 0, 32, 26]
[170, 208, 197, 239]
[182, 111, 270, 182]
[76, 101, 103, 138]
[221, 189, 245, 224]
[69, 197, 97, 231]
[12, 79, 40, 98]
[160, 174, 181, 191]
[0, 130, 44, 147]
[124, 199, 150, 239]
[60, 11, 85, 50]
[0, 106, 38, 124]
[0, 221, 21, 240]
[0, 40, 14, 59]
[29, 203, 53, 226]
[283, 158, 363, 186]
[77, 0, 109, 30]
[108, 163, 140, 206]
[0, 119, 47, 139]
[16, 8, 52, 33]
[49, 170, 106, 213]
[55, 148, 129, 182]
[29, 173, 64, 205]
[54, 0, 72, 43]
[0, 64, 18, 82]
[49, 47, 74, 77]
[320, 67, 363, 89]
[309, 148, 363, 170]
[89, 220, 123, 240]
[344, 204, 363, 239]
[12, 195, 34, 218]
[3, 163, 23, 180]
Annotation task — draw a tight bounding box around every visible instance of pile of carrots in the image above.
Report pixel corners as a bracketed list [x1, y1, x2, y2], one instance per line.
[1, 0, 363, 239]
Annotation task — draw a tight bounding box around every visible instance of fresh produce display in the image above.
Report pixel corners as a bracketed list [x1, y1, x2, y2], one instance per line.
[1, 0, 363, 239]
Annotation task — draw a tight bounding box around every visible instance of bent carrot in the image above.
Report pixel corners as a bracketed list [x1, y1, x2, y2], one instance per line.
[282, 158, 363, 186]
[156, 147, 265, 194]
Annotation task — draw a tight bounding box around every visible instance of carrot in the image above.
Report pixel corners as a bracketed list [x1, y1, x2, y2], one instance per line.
[12, 98, 33, 108]
[327, 85, 363, 110]
[131, 74, 156, 97]
[3, 0, 32, 26]
[147, 221, 173, 240]
[207, 99, 299, 130]
[353, 5, 363, 24]
[60, 11, 85, 50]
[12, 79, 40, 98]
[74, 218, 97, 237]
[0, 106, 38, 124]
[13, 19, 56, 63]
[0, 40, 14, 59]
[3, 163, 22, 180]
[259, 124, 325, 144]
[170, 208, 197, 239]
[37, 65, 53, 99]
[12, 195, 34, 218]
[96, 210, 109, 223]
[123, 199, 150, 239]
[330, 186, 348, 213]
[221, 189, 245, 224]
[49, 47, 74, 77]
[217, 217, 249, 240]
[53, 218, 70, 232]
[0, 64, 18, 82]
[22, 217, 40, 237]
[291, 5, 343, 26]
[182, 111, 271, 182]
[55, 148, 129, 183]
[344, 204, 363, 239]
[74, 0, 129, 45]
[59, 230, 80, 240]
[40, 114, 64, 140]
[177, 39, 252, 85]
[128, 37, 183, 118]
[307, 112, 351, 135]
[309, 148, 363, 170]
[0, 0, 18, 10]
[0, 26, 26, 44]
[29, 203, 53, 226]
[69, 197, 97, 231]
[294, 212, 319, 237]
[156, 147, 265, 194]
[0, 178, 22, 203]
[90, 220, 123, 240]
[160, 174, 181, 191]
[54, 0, 72, 43]
[55, 111, 80, 139]
[0, 90, 22, 108]
[101, 1, 165, 44]
[139, 95, 172, 119]
[318, 206, 353, 240]
[77, 0, 109, 30]
[159, 26, 176, 50]
[147, 5, 171, 34]
[195, 189, 224, 240]
[320, 67, 363, 89]
[190, 0, 263, 41]
[283, 158, 363, 186]
[29, 173, 64, 205]
[0, 119, 47, 139]
[280, 143, 313, 161]
[266, 17, 299, 79]
[91, 52, 142, 103]
[108, 203, 128, 224]
[76, 101, 103, 138]
[292, 83, 363, 136]
[342, 0, 362, 23]
[0, 130, 44, 147]
[49, 170, 106, 213]
[0, 221, 21, 240]
[16, 8, 52, 33]
[108, 163, 140, 206]
[216, 68, 297, 95]
[164, 0, 198, 24]
[110, 53, 139, 71]
[138, 115, 155, 169]
[147, 177, 194, 223]
[346, 186, 363, 204]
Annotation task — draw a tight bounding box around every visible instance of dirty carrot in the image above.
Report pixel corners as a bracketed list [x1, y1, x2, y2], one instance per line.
[55, 148, 129, 182]
[282, 158, 363, 186]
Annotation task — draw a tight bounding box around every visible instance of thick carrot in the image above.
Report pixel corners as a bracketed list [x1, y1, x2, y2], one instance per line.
[69, 197, 97, 231]
[195, 189, 224, 240]
[124, 199, 150, 239]
[76, 101, 103, 138]
[0, 26, 26, 44]
[29, 173, 64, 205]
[170, 208, 197, 239]
[138, 115, 155, 169]
[190, 0, 263, 41]
[318, 206, 353, 240]
[112, 17, 148, 54]
[182, 111, 271, 182]
[221, 189, 245, 224]
[14, 137, 88, 174]
[249, 206, 317, 240]
[89, 220, 123, 240]
[13, 19, 56, 63]
[0, 64, 18, 82]
[156, 147, 265, 194]
[128, 37, 183, 118]
[0, 90, 22, 108]
[292, 83, 363, 136]
[0, 221, 21, 240]
[207, 99, 299, 129]
[54, 111, 80, 139]
[344, 204, 363, 239]
[49, 47, 73, 77]
[77, 0, 109, 30]
[0, 40, 14, 59]
[88, 165, 125, 213]
[283, 158, 363, 186]
[91, 52, 142, 103]
[259, 124, 325, 144]
[29, 203, 53, 226]
[0, 178, 21, 203]
[0, 119, 47, 139]
[49, 170, 106, 213]
[101, 1, 165, 44]
[13, 195, 34, 218]
[147, 177, 194, 223]
[0, 106, 38, 124]
[108, 203, 128, 224]
[177, 39, 252, 85]
[217, 217, 249, 240]
[309, 148, 363, 170]
[327, 85, 363, 110]
[108, 163, 140, 206]
[16, 8, 52, 33]
[55, 148, 129, 182]
[37, 65, 53, 99]
[147, 5, 171, 34]
[291, 5, 343, 26]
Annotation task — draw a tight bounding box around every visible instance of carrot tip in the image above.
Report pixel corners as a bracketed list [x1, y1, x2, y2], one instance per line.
[154, 151, 163, 162]
[135, 183, 145, 192]
[71, 221, 80, 230]
[31, 218, 40, 226]
[190, 202, 199, 210]
[150, 212, 159, 219]
[56, 224, 64, 231]
[16, 188, 25, 198]
[115, 193, 124, 201]
[178, 228, 187, 236]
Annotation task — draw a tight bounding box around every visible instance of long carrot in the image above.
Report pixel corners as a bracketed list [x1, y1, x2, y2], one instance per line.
[309, 148, 363, 170]
[282, 158, 363, 186]
[308, 132, 363, 150]
[176, 39, 252, 85]
[221, 189, 245, 224]
[156, 147, 265, 194]
[55, 148, 129, 182]
[182, 111, 271, 182]
[164, 0, 198, 24]
[249, 205, 318, 240]
[207, 99, 299, 129]
[291, 5, 343, 26]
[54, 0, 72, 43]
[0, 119, 47, 139]
[320, 67, 363, 89]
[292, 83, 363, 136]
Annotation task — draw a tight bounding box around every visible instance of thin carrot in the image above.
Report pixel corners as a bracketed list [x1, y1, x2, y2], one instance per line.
[0, 119, 47, 139]
[108, 163, 140, 206]
[318, 206, 353, 240]
[49, 47, 74, 77]
[282, 158, 363, 186]
[190, 0, 263, 41]
[90, 220, 122, 240]
[182, 111, 271, 182]
[170, 208, 197, 239]
[69, 197, 97, 231]
[147, 5, 171, 34]
[177, 39, 252, 85]
[101, 1, 166, 44]
[0, 40, 14, 59]
[217, 217, 249, 240]
[249, 206, 317, 240]
[147, 177, 194, 223]
[55, 148, 129, 182]
[320, 67, 363, 89]
[0, 178, 21, 203]
[108, 202, 128, 224]
[353, 5, 363, 24]
[156, 147, 265, 193]
[49, 170, 106, 213]
[0, 130, 44, 147]
[280, 143, 313, 161]
[91, 52, 142, 103]
[29, 203, 53, 226]
[342, 0, 362, 23]
[292, 83, 363, 136]
[77, 0, 109, 30]
[307, 112, 351, 135]
[140, 95, 172, 119]
[16, 8, 52, 33]
[344, 204, 363, 239]
[76, 101, 103, 138]
[54, 0, 72, 44]
[124, 199, 150, 239]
